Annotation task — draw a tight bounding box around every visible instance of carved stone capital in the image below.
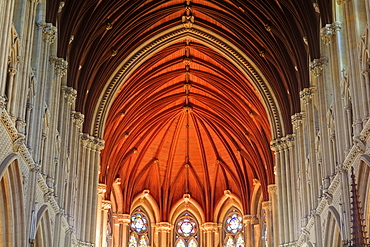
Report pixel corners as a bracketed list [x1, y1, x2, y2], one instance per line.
[202, 222, 218, 232]
[41, 23, 57, 44]
[62, 86, 77, 104]
[300, 87, 316, 105]
[156, 222, 172, 232]
[115, 213, 130, 224]
[321, 22, 342, 45]
[80, 133, 93, 148]
[262, 201, 272, 210]
[243, 215, 258, 225]
[97, 183, 107, 195]
[102, 200, 111, 210]
[7, 67, 17, 75]
[267, 184, 277, 196]
[50, 56, 68, 76]
[309, 57, 328, 77]
[71, 111, 84, 127]
[291, 112, 305, 129]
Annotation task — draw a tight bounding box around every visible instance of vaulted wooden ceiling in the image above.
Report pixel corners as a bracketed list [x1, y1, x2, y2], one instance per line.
[50, 0, 331, 220]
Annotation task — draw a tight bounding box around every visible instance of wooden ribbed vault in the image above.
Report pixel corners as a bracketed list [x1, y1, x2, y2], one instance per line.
[51, 0, 330, 220]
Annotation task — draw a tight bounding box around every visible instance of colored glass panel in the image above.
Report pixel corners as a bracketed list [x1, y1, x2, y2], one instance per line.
[131, 213, 147, 233]
[129, 234, 137, 247]
[236, 234, 245, 247]
[225, 236, 234, 247]
[176, 239, 186, 247]
[188, 238, 198, 247]
[138, 236, 147, 247]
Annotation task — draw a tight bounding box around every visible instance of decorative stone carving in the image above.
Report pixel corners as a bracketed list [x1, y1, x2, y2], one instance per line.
[300, 87, 316, 105]
[156, 222, 172, 232]
[309, 57, 328, 77]
[267, 184, 277, 195]
[102, 200, 112, 210]
[71, 111, 84, 127]
[50, 57, 68, 76]
[63, 86, 77, 105]
[97, 183, 107, 195]
[202, 222, 218, 232]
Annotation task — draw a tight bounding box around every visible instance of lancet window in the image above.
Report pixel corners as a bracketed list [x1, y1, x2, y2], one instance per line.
[174, 211, 199, 247]
[223, 208, 245, 247]
[129, 207, 150, 247]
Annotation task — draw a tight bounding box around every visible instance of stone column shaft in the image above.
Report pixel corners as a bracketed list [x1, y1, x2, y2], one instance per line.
[268, 185, 278, 247]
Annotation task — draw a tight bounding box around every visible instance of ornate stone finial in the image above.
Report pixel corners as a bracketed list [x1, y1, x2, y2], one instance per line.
[309, 57, 328, 77]
[111, 48, 118, 57]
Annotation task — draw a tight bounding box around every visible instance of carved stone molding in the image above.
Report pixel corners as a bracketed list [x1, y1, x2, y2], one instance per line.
[80, 133, 93, 148]
[97, 183, 107, 195]
[202, 222, 218, 232]
[71, 111, 84, 127]
[243, 215, 258, 225]
[321, 22, 342, 45]
[262, 201, 272, 210]
[38, 22, 57, 44]
[50, 56, 68, 77]
[156, 222, 172, 232]
[267, 184, 277, 195]
[309, 57, 328, 77]
[102, 200, 112, 210]
[291, 112, 305, 129]
[115, 213, 130, 225]
[300, 87, 316, 105]
[63, 86, 77, 105]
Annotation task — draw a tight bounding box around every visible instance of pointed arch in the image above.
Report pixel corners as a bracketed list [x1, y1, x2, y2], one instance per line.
[91, 27, 285, 140]
[214, 191, 243, 223]
[323, 207, 342, 247]
[0, 155, 26, 247]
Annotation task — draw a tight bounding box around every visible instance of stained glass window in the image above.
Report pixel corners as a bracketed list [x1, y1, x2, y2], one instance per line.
[223, 208, 245, 247]
[129, 233, 138, 247]
[174, 211, 199, 247]
[129, 207, 150, 247]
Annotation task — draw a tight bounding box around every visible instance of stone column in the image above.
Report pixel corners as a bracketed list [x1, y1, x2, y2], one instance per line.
[243, 215, 257, 247]
[156, 222, 171, 247]
[101, 200, 112, 247]
[268, 184, 278, 247]
[96, 184, 107, 247]
[262, 201, 272, 247]
[202, 222, 218, 247]
[270, 140, 285, 246]
[117, 214, 130, 247]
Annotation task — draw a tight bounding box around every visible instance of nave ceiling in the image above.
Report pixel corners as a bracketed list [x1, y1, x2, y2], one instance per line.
[47, 0, 330, 219]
